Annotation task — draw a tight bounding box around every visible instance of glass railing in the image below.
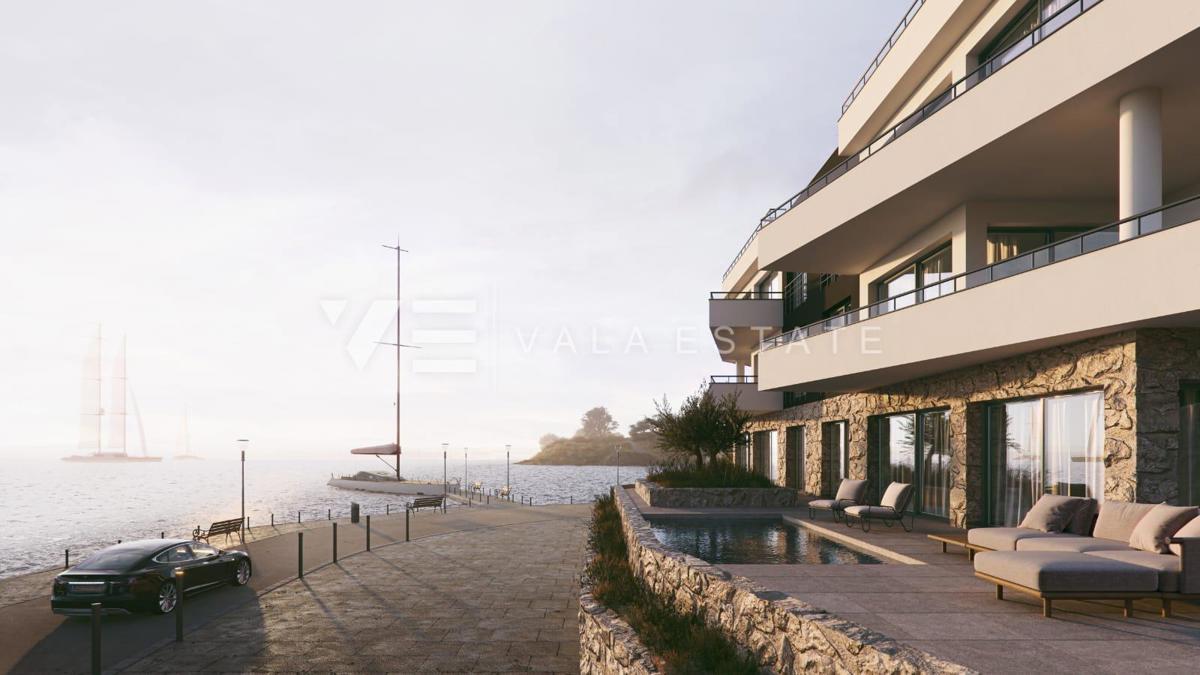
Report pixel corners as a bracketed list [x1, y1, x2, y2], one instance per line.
[759, 194, 1200, 352]
[841, 0, 926, 116]
[723, 0, 1106, 282]
[711, 375, 757, 385]
[709, 290, 783, 300]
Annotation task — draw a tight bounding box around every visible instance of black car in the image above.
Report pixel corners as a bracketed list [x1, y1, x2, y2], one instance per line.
[51, 539, 251, 616]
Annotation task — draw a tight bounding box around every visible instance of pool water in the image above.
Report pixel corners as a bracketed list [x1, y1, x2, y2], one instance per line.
[648, 517, 883, 565]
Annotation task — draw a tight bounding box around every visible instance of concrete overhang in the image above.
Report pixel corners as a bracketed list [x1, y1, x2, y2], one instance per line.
[709, 297, 782, 364]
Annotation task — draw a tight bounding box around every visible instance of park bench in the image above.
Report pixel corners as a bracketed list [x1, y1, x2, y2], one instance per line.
[498, 485, 512, 498]
[193, 517, 244, 545]
[470, 480, 483, 494]
[408, 495, 446, 515]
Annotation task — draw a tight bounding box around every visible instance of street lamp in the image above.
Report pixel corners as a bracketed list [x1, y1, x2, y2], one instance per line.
[441, 442, 448, 494]
[464, 447, 468, 491]
[238, 439, 250, 530]
[505, 444, 511, 490]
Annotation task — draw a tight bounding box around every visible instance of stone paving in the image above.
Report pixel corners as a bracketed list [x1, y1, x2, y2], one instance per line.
[119, 507, 589, 673]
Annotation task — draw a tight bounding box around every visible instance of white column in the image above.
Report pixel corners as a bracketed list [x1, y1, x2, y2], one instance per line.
[1118, 88, 1162, 239]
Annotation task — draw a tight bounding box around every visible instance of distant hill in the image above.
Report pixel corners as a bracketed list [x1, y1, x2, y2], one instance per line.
[518, 437, 665, 466]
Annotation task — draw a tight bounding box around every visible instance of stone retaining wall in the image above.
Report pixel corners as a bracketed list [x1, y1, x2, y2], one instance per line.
[578, 588, 661, 675]
[614, 487, 974, 674]
[634, 480, 801, 508]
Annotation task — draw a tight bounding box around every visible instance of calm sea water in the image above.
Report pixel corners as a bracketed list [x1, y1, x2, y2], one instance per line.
[0, 457, 645, 579]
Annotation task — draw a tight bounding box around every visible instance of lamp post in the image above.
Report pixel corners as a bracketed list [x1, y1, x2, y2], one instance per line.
[238, 439, 249, 530]
[464, 447, 468, 491]
[505, 444, 510, 490]
[442, 442, 448, 494]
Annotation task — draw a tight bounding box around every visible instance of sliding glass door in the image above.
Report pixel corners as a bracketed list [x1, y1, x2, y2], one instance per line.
[822, 421, 849, 496]
[785, 427, 805, 490]
[987, 391, 1103, 526]
[878, 410, 950, 518]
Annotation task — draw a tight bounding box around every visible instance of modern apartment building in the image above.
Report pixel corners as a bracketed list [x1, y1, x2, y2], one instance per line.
[710, 0, 1200, 529]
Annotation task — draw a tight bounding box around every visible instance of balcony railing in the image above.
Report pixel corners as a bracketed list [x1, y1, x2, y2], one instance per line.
[841, 0, 926, 116]
[709, 290, 783, 300]
[723, 0, 1105, 281]
[759, 194, 1200, 352]
[711, 375, 757, 384]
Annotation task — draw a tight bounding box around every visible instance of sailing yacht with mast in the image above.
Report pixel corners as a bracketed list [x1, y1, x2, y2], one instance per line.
[63, 326, 162, 462]
[175, 406, 203, 460]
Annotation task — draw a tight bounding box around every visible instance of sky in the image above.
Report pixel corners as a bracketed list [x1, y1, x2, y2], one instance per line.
[0, 0, 910, 461]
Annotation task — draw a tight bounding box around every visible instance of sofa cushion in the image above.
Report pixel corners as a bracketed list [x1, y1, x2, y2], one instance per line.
[1020, 495, 1087, 533]
[1085, 550, 1182, 592]
[1129, 504, 1199, 553]
[808, 499, 842, 511]
[844, 505, 900, 518]
[1065, 498, 1097, 536]
[1169, 515, 1200, 556]
[1015, 535, 1131, 554]
[880, 483, 913, 511]
[974, 551, 1159, 593]
[1093, 501, 1157, 543]
[967, 527, 1061, 551]
[834, 479, 868, 503]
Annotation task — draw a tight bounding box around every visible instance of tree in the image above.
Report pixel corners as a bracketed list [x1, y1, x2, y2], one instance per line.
[577, 406, 619, 438]
[539, 433, 562, 449]
[647, 387, 752, 468]
[627, 417, 657, 442]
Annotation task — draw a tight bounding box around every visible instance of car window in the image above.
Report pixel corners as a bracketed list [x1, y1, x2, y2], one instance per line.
[161, 545, 194, 563]
[191, 543, 218, 558]
[74, 550, 144, 571]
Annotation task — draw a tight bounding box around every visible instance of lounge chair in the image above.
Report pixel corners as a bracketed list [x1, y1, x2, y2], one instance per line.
[807, 479, 867, 522]
[844, 482, 914, 533]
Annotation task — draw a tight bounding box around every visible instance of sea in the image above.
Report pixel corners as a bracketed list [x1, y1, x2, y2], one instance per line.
[0, 456, 646, 579]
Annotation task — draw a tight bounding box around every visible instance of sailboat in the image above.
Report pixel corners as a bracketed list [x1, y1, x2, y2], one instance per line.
[63, 326, 162, 462]
[175, 406, 204, 460]
[327, 241, 443, 496]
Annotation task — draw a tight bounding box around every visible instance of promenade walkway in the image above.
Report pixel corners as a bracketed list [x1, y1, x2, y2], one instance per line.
[2, 502, 590, 673]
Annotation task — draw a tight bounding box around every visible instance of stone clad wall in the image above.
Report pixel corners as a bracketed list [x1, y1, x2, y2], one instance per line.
[613, 487, 973, 674]
[634, 480, 801, 508]
[749, 328, 1200, 526]
[578, 588, 660, 675]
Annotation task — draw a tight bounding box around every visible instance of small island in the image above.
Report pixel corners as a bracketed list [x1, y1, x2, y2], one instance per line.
[518, 406, 665, 466]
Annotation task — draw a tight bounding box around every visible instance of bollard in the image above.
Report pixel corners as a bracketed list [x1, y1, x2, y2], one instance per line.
[405, 509, 410, 542]
[332, 522, 338, 563]
[570, 496, 573, 505]
[65, 549, 70, 570]
[91, 602, 101, 674]
[117, 540, 121, 544]
[486, 494, 490, 505]
[298, 532, 304, 578]
[271, 513, 275, 527]
[366, 515, 371, 551]
[174, 568, 184, 642]
[246, 517, 250, 532]
[386, 504, 390, 515]
[298, 511, 301, 524]
[328, 509, 331, 521]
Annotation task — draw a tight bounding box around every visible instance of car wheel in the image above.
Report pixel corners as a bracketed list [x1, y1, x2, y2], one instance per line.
[233, 560, 252, 586]
[155, 582, 178, 614]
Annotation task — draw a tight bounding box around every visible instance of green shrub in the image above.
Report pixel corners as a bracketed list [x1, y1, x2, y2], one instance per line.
[646, 458, 775, 489]
[585, 493, 759, 674]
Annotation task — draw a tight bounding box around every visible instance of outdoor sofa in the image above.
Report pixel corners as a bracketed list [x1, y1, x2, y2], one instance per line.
[844, 482, 914, 533]
[968, 495, 1200, 618]
[807, 479, 868, 522]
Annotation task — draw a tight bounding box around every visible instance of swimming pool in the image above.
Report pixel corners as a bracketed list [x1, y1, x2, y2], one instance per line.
[648, 517, 883, 564]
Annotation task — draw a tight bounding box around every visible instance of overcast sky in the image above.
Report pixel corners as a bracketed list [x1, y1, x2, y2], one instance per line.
[0, 0, 909, 461]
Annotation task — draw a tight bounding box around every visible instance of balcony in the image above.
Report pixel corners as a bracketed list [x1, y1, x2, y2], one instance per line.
[757, 197, 1200, 392]
[708, 291, 783, 364]
[709, 375, 782, 414]
[758, 0, 1200, 274]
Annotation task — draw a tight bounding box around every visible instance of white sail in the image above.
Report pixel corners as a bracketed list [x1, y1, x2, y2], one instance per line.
[107, 335, 127, 454]
[78, 325, 102, 452]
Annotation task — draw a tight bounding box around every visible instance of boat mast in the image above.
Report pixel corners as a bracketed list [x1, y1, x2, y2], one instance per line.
[380, 239, 414, 481]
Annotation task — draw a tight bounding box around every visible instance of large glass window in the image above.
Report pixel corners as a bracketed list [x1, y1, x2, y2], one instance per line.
[822, 421, 849, 496]
[878, 410, 951, 518]
[987, 391, 1104, 526]
[785, 426, 805, 490]
[752, 430, 775, 481]
[874, 244, 952, 315]
[987, 227, 1092, 264]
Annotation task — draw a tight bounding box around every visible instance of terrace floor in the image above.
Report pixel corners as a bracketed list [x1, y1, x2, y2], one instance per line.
[628, 489, 1200, 674]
